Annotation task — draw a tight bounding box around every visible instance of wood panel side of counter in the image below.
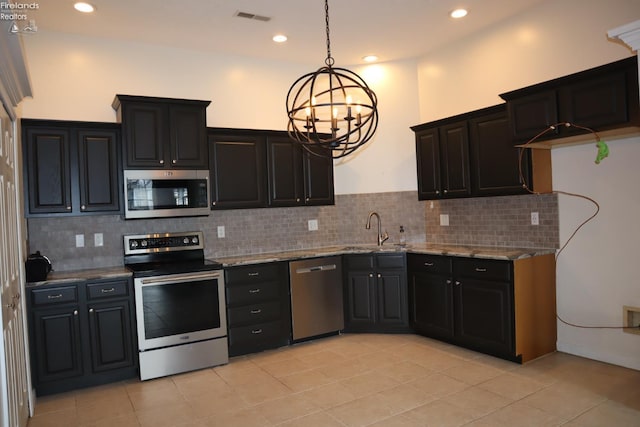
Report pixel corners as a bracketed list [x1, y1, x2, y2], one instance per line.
[514, 253, 557, 362]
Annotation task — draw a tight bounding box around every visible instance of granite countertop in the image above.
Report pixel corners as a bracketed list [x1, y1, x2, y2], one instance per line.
[26, 266, 132, 288]
[217, 243, 556, 267]
[27, 244, 556, 286]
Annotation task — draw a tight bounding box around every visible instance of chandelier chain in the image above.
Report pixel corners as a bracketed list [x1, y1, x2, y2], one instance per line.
[324, 0, 334, 67]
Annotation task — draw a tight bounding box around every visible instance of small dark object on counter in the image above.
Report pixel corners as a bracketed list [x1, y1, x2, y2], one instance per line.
[25, 251, 52, 282]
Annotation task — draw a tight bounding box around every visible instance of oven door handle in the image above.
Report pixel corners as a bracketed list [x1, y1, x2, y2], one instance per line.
[139, 271, 222, 285]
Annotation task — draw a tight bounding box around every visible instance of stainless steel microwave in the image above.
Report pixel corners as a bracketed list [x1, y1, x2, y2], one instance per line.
[123, 170, 210, 219]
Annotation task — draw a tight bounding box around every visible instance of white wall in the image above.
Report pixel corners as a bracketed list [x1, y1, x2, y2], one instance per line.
[417, 0, 640, 370]
[19, 32, 420, 195]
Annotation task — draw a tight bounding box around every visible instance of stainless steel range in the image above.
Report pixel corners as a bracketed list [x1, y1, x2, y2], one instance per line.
[124, 231, 228, 381]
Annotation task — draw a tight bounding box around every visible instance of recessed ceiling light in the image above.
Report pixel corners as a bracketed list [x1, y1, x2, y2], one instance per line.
[272, 34, 288, 43]
[362, 55, 379, 63]
[450, 8, 468, 19]
[74, 2, 95, 13]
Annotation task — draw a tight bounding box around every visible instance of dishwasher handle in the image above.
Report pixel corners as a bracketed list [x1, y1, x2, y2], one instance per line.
[295, 264, 337, 274]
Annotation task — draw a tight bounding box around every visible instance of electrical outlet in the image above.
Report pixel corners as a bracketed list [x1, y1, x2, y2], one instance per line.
[531, 212, 539, 225]
[217, 226, 225, 238]
[440, 214, 449, 226]
[75, 234, 84, 248]
[94, 233, 104, 247]
[308, 219, 318, 231]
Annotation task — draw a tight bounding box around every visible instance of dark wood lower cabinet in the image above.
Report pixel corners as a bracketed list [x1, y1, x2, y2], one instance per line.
[409, 253, 556, 363]
[344, 254, 410, 333]
[27, 278, 137, 396]
[224, 262, 291, 357]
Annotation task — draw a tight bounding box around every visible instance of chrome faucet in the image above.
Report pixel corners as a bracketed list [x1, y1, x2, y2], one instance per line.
[366, 212, 389, 246]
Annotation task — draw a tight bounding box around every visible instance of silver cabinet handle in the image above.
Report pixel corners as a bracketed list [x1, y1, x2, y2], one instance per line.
[424, 262, 434, 266]
[248, 288, 261, 294]
[47, 294, 63, 299]
[172, 159, 177, 164]
[81, 205, 86, 210]
[435, 190, 440, 195]
[446, 279, 452, 284]
[212, 201, 217, 206]
[369, 273, 374, 278]
[377, 273, 382, 278]
[475, 268, 487, 272]
[89, 308, 94, 313]
[248, 272, 260, 277]
[251, 329, 263, 334]
[250, 309, 262, 314]
[159, 159, 164, 164]
[66, 206, 71, 210]
[100, 288, 115, 293]
[455, 281, 461, 286]
[73, 310, 78, 315]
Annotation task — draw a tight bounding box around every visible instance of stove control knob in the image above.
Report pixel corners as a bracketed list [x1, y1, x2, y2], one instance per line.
[183, 237, 190, 245]
[191, 236, 199, 245]
[141, 240, 148, 247]
[130, 241, 138, 249]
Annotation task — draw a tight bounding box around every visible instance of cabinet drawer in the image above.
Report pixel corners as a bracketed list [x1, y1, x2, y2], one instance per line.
[31, 286, 78, 306]
[454, 258, 511, 282]
[228, 320, 287, 347]
[226, 282, 280, 306]
[408, 254, 452, 274]
[225, 263, 281, 285]
[86, 280, 129, 300]
[377, 254, 405, 269]
[227, 301, 282, 327]
[345, 255, 374, 271]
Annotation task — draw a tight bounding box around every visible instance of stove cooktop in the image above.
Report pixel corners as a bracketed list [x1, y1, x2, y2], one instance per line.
[126, 259, 223, 277]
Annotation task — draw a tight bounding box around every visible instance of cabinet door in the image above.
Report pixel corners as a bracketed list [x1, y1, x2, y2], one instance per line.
[302, 147, 335, 205]
[439, 121, 471, 198]
[559, 71, 629, 133]
[77, 128, 121, 213]
[415, 128, 441, 200]
[267, 136, 304, 206]
[469, 110, 531, 196]
[345, 271, 376, 329]
[409, 271, 454, 339]
[377, 270, 408, 328]
[506, 90, 559, 142]
[24, 127, 72, 214]
[32, 308, 83, 383]
[87, 300, 134, 373]
[169, 105, 208, 168]
[121, 102, 167, 168]
[454, 278, 514, 356]
[209, 133, 267, 209]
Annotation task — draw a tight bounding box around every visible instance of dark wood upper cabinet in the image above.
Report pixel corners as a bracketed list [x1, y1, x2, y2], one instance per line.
[24, 126, 73, 214]
[501, 56, 639, 143]
[22, 120, 122, 217]
[77, 129, 120, 213]
[413, 105, 533, 200]
[468, 105, 530, 196]
[113, 95, 210, 169]
[266, 135, 334, 207]
[208, 129, 267, 209]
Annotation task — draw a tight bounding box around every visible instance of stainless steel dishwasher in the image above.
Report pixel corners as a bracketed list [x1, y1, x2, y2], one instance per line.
[289, 256, 344, 341]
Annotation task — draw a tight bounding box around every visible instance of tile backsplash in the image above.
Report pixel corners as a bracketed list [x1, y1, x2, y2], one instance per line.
[26, 191, 558, 272]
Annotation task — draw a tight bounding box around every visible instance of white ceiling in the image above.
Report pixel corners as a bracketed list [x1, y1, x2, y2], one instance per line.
[27, 0, 549, 65]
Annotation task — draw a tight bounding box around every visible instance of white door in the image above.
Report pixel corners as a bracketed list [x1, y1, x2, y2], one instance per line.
[0, 103, 29, 427]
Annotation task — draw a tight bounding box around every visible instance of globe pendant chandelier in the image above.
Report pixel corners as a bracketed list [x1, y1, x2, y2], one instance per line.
[286, 0, 379, 159]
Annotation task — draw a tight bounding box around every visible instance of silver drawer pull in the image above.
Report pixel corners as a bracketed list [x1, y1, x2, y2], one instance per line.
[249, 288, 261, 294]
[248, 272, 260, 277]
[424, 262, 434, 266]
[475, 268, 487, 272]
[100, 288, 115, 293]
[251, 329, 263, 334]
[47, 294, 63, 299]
[250, 309, 262, 314]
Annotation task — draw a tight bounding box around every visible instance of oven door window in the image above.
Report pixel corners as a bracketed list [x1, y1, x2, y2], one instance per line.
[141, 279, 221, 339]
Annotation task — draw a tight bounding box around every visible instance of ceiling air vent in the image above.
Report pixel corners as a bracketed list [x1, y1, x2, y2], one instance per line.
[234, 11, 271, 22]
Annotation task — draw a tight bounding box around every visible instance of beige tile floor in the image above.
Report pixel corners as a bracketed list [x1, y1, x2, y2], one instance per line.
[28, 333, 640, 427]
